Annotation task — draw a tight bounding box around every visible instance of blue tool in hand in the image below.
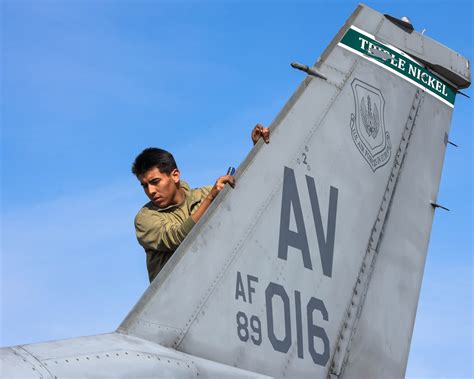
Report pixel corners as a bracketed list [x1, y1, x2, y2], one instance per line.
[226, 166, 236, 176]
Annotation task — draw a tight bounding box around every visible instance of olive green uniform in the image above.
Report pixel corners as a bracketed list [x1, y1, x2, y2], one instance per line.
[135, 182, 212, 282]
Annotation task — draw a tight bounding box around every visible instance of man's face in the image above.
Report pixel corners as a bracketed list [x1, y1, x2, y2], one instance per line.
[138, 167, 181, 208]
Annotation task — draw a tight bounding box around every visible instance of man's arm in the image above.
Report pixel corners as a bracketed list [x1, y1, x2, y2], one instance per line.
[192, 123, 269, 222]
[135, 210, 195, 252]
[135, 175, 235, 253]
[136, 124, 268, 252]
[190, 174, 235, 224]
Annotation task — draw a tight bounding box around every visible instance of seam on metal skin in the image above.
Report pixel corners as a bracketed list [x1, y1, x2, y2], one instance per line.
[327, 14, 419, 377]
[324, 62, 350, 78]
[40, 349, 198, 377]
[289, 45, 361, 180]
[139, 320, 183, 331]
[320, 63, 354, 91]
[12, 346, 54, 378]
[134, 318, 183, 333]
[279, 341, 298, 378]
[328, 88, 425, 378]
[9, 347, 41, 378]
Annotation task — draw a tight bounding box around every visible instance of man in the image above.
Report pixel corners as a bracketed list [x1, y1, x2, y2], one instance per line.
[132, 124, 270, 282]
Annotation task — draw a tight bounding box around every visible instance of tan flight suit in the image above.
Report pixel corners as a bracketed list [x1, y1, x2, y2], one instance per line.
[135, 181, 212, 282]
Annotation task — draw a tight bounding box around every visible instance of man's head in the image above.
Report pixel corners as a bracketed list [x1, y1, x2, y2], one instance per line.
[132, 148, 182, 208]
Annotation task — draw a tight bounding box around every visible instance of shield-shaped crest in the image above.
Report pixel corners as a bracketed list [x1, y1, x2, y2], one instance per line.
[350, 79, 391, 172]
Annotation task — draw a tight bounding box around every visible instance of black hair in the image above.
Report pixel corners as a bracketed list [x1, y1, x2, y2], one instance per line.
[131, 147, 178, 177]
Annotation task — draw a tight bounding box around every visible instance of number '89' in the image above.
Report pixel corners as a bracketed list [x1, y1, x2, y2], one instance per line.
[236, 311, 262, 345]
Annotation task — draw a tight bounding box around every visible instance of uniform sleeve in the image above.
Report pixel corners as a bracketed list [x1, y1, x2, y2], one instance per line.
[200, 185, 213, 198]
[135, 210, 196, 252]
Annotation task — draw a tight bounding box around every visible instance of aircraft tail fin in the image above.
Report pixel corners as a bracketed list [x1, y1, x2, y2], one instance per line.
[119, 4, 470, 378]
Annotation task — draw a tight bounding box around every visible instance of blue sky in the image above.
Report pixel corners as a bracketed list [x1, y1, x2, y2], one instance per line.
[1, 1, 472, 377]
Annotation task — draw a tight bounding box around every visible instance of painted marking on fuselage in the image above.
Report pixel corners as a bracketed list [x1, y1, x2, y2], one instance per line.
[278, 166, 338, 277]
[233, 167, 338, 367]
[338, 25, 456, 107]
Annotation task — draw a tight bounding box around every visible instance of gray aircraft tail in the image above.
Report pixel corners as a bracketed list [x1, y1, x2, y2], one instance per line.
[119, 4, 470, 378]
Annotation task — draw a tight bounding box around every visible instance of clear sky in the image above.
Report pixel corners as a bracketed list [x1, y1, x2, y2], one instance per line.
[1, 1, 472, 378]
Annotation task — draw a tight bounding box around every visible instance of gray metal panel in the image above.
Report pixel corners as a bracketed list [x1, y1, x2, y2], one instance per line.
[376, 9, 470, 88]
[347, 4, 471, 88]
[346, 5, 471, 89]
[0, 348, 48, 378]
[0, 333, 274, 378]
[349, 4, 470, 88]
[340, 88, 453, 378]
[352, 3, 385, 36]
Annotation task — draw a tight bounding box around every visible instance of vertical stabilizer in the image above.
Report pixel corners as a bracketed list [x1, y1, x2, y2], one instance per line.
[119, 4, 470, 378]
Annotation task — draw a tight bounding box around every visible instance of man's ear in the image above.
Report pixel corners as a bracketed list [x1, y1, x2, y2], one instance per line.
[171, 168, 180, 184]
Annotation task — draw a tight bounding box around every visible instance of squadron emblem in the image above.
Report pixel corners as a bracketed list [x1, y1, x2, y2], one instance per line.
[350, 79, 391, 172]
[361, 95, 379, 138]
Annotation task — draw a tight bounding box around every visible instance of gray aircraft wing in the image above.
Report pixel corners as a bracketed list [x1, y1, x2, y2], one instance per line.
[1, 4, 470, 378]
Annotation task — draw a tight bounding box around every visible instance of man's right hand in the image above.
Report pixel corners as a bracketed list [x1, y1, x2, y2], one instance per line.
[251, 123, 270, 145]
[192, 175, 235, 223]
[208, 175, 235, 201]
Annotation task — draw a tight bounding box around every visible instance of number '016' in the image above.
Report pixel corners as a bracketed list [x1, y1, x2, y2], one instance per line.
[265, 282, 329, 366]
[236, 282, 329, 367]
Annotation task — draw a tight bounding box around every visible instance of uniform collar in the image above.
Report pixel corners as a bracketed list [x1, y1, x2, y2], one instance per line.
[149, 181, 201, 212]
